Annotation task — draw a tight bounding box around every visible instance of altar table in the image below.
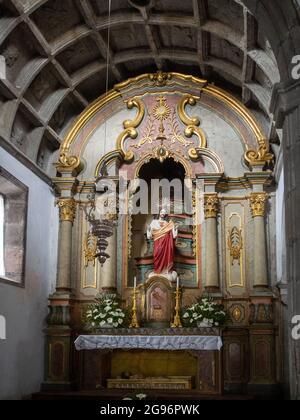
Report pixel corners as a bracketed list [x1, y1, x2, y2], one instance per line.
[75, 335, 223, 351]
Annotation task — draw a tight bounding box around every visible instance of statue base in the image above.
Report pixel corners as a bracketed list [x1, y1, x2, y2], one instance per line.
[147, 270, 178, 283]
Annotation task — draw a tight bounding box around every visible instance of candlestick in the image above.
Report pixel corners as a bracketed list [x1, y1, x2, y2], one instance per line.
[171, 285, 182, 328]
[129, 286, 140, 329]
[134, 276, 137, 289]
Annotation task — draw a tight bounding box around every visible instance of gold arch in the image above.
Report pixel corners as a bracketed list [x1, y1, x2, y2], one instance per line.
[56, 72, 270, 174]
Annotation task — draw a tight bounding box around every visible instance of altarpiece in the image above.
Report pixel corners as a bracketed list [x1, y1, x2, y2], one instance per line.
[44, 72, 278, 396]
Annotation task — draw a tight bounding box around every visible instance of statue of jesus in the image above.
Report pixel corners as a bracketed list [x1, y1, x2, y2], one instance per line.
[147, 209, 178, 275]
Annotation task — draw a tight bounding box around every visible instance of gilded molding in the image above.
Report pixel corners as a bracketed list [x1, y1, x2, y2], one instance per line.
[56, 72, 268, 167]
[114, 71, 207, 92]
[178, 96, 200, 126]
[204, 194, 219, 219]
[116, 98, 145, 162]
[245, 145, 274, 168]
[123, 98, 145, 129]
[228, 227, 243, 265]
[148, 71, 172, 86]
[178, 95, 207, 161]
[84, 232, 97, 267]
[57, 198, 77, 223]
[95, 150, 124, 177]
[232, 306, 243, 322]
[204, 84, 266, 146]
[250, 192, 268, 217]
[61, 90, 121, 155]
[55, 153, 82, 176]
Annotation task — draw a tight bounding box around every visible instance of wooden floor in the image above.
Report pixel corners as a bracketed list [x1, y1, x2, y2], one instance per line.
[32, 389, 254, 400]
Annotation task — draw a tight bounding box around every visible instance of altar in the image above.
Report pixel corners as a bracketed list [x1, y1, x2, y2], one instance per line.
[73, 329, 223, 395]
[45, 73, 279, 399]
[75, 334, 223, 352]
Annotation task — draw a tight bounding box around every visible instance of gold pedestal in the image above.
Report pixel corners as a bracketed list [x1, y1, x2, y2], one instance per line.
[171, 287, 182, 328]
[129, 288, 140, 328]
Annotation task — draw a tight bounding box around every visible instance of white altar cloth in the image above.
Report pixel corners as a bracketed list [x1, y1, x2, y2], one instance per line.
[75, 335, 223, 351]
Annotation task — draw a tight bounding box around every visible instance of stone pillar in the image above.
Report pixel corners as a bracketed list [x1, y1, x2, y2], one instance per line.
[204, 194, 219, 290]
[250, 192, 268, 288]
[100, 227, 117, 292]
[282, 105, 300, 400]
[56, 198, 76, 292]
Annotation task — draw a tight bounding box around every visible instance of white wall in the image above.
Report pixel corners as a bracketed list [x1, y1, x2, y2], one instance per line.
[0, 147, 58, 400]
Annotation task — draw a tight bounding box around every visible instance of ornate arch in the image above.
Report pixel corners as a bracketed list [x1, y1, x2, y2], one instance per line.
[55, 72, 272, 177]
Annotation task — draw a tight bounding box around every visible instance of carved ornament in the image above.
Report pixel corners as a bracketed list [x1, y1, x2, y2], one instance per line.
[245, 145, 274, 168]
[57, 198, 77, 223]
[250, 193, 268, 217]
[204, 194, 219, 219]
[228, 227, 243, 265]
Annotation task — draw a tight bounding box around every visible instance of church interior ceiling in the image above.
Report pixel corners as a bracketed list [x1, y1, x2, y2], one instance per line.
[0, 0, 281, 178]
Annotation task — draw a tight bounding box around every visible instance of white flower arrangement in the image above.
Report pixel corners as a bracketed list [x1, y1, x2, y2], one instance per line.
[182, 296, 228, 327]
[86, 294, 126, 329]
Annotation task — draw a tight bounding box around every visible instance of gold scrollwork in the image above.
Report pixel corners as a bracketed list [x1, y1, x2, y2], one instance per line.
[178, 96, 200, 126]
[58, 73, 267, 162]
[245, 145, 274, 167]
[178, 96, 207, 161]
[250, 192, 268, 217]
[84, 232, 97, 267]
[117, 98, 145, 162]
[132, 117, 155, 149]
[228, 227, 243, 265]
[169, 110, 193, 147]
[117, 127, 137, 162]
[57, 198, 77, 223]
[123, 99, 145, 129]
[204, 194, 219, 219]
[55, 153, 82, 175]
[188, 147, 200, 161]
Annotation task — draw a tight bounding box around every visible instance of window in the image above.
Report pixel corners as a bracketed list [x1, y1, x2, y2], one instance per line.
[0, 167, 28, 287]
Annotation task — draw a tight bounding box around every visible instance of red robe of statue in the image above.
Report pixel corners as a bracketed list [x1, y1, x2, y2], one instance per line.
[152, 221, 175, 274]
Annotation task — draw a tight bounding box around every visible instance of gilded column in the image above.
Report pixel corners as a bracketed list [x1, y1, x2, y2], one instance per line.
[100, 226, 117, 292]
[250, 192, 268, 288]
[204, 194, 220, 290]
[56, 198, 76, 292]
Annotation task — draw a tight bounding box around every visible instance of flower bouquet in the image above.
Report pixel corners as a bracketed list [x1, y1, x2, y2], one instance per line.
[85, 294, 128, 329]
[182, 296, 229, 328]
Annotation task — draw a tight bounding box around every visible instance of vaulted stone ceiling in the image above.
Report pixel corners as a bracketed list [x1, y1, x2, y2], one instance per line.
[0, 0, 286, 176]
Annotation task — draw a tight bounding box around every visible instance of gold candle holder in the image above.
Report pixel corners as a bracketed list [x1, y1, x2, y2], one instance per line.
[129, 287, 140, 328]
[171, 286, 182, 328]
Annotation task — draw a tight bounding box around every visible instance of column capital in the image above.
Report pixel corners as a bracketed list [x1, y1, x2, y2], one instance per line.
[204, 194, 219, 219]
[250, 192, 268, 217]
[57, 198, 77, 223]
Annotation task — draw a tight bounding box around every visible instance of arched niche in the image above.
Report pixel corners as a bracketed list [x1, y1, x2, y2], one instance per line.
[141, 276, 174, 328]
